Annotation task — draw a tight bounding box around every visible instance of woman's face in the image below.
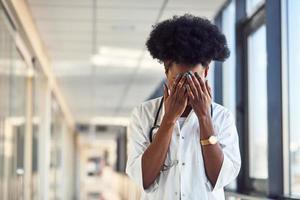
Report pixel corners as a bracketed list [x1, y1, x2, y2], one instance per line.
[165, 62, 209, 90]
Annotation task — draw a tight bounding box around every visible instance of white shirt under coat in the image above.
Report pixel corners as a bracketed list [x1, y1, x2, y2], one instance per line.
[126, 96, 241, 200]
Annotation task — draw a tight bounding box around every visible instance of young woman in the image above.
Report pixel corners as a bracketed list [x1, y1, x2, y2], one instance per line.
[126, 14, 241, 200]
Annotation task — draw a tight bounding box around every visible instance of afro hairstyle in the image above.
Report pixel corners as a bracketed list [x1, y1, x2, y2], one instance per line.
[146, 14, 230, 68]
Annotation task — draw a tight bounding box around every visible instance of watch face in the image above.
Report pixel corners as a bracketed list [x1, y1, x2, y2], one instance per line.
[209, 136, 217, 144]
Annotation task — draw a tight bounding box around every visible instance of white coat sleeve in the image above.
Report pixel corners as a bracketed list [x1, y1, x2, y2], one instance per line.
[125, 105, 159, 193]
[205, 110, 241, 191]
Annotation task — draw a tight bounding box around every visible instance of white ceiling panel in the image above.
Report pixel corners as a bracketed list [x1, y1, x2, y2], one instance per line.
[27, 0, 226, 124]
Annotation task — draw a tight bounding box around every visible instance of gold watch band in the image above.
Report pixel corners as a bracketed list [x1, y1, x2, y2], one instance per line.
[200, 139, 211, 146]
[200, 135, 218, 146]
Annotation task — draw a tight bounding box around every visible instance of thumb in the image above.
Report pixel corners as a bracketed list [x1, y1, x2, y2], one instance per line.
[205, 80, 212, 98]
[163, 83, 169, 99]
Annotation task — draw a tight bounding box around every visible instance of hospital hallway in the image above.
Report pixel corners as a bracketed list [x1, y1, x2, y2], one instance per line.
[0, 0, 300, 199]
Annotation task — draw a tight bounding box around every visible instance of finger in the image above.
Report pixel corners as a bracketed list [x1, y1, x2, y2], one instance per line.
[191, 72, 203, 96]
[175, 77, 186, 98]
[186, 85, 195, 101]
[195, 72, 207, 95]
[175, 77, 188, 102]
[205, 80, 212, 98]
[178, 82, 187, 99]
[163, 83, 169, 99]
[171, 74, 183, 95]
[186, 74, 199, 99]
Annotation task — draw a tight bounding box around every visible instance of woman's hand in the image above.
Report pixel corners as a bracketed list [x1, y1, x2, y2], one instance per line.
[163, 74, 188, 123]
[186, 72, 212, 120]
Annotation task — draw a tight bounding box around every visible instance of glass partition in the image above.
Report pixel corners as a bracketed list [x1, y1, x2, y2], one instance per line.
[0, 8, 27, 199]
[49, 98, 63, 200]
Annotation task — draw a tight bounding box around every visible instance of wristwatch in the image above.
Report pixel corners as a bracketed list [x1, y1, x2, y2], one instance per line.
[200, 135, 218, 146]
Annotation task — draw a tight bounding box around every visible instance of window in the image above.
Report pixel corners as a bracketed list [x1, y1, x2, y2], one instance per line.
[246, 0, 265, 16]
[49, 98, 63, 199]
[287, 0, 300, 196]
[221, 0, 237, 190]
[222, 0, 236, 118]
[247, 25, 268, 179]
[31, 66, 46, 200]
[0, 8, 27, 199]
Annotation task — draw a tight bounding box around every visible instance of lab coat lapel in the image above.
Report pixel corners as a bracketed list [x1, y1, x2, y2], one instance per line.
[180, 108, 198, 136]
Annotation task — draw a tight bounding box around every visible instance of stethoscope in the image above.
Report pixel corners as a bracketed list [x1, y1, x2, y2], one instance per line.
[148, 96, 213, 143]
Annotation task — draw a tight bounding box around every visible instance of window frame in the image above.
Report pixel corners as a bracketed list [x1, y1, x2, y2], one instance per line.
[215, 0, 287, 198]
[238, 5, 268, 194]
[265, 0, 284, 198]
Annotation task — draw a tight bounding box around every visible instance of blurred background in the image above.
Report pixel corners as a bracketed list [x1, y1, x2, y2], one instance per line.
[0, 0, 299, 199]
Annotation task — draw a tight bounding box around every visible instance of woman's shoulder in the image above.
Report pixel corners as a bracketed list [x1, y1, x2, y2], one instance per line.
[131, 96, 163, 120]
[134, 96, 162, 111]
[211, 101, 235, 125]
[141, 96, 163, 109]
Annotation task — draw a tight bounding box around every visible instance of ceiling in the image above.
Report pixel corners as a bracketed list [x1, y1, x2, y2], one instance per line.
[27, 0, 226, 124]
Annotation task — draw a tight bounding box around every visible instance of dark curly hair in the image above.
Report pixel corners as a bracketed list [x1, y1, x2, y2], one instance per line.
[146, 14, 230, 70]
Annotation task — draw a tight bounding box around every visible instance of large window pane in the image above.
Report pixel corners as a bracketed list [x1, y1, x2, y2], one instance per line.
[0, 9, 27, 199]
[49, 98, 63, 200]
[246, 0, 265, 16]
[287, 0, 300, 196]
[247, 25, 268, 179]
[32, 67, 46, 200]
[221, 0, 237, 190]
[10, 50, 27, 199]
[222, 0, 236, 118]
[0, 11, 9, 198]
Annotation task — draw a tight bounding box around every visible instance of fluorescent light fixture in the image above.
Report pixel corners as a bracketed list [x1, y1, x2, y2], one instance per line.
[8, 117, 26, 126]
[90, 116, 129, 126]
[16, 168, 24, 175]
[90, 46, 164, 71]
[91, 46, 142, 68]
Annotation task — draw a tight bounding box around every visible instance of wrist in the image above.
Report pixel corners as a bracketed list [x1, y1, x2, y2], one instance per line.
[198, 113, 212, 121]
[200, 131, 214, 140]
[162, 115, 177, 126]
[198, 116, 214, 139]
[195, 104, 212, 119]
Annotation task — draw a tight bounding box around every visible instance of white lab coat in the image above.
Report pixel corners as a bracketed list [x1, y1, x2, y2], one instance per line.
[126, 96, 241, 200]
